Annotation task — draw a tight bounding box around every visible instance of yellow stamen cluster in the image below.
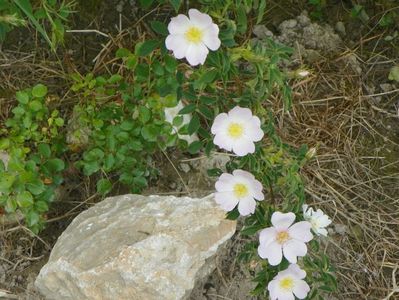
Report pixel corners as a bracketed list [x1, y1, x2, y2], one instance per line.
[185, 27, 203, 44]
[227, 123, 244, 139]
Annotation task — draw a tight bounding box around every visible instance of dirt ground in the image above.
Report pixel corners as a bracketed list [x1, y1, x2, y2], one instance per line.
[1, 1, 399, 299]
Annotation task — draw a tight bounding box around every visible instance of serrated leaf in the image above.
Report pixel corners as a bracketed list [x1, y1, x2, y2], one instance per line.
[188, 140, 202, 154]
[178, 103, 196, 114]
[32, 84, 48, 98]
[150, 20, 168, 36]
[187, 114, 200, 135]
[38, 144, 51, 158]
[16, 91, 29, 104]
[136, 40, 160, 57]
[16, 191, 34, 208]
[96, 178, 112, 195]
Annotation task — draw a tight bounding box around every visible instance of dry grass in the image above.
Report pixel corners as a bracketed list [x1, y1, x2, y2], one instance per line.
[270, 45, 399, 299]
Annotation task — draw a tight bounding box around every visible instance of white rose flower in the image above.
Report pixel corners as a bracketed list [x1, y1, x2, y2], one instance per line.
[164, 101, 198, 144]
[211, 106, 264, 156]
[257, 212, 313, 266]
[165, 9, 221, 66]
[303, 204, 332, 237]
[215, 169, 264, 216]
[268, 264, 310, 300]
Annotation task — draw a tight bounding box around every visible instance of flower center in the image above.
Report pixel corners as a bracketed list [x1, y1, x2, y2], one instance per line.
[233, 183, 248, 198]
[311, 218, 320, 229]
[279, 276, 294, 291]
[276, 231, 290, 244]
[185, 27, 203, 44]
[227, 123, 244, 139]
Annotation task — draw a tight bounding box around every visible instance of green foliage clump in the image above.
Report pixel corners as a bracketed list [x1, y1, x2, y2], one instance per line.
[0, 84, 65, 233]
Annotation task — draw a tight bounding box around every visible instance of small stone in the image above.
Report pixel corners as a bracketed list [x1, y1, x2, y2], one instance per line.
[334, 223, 347, 235]
[335, 22, 346, 36]
[179, 162, 191, 173]
[297, 12, 311, 27]
[380, 83, 395, 92]
[35, 194, 236, 300]
[253, 25, 274, 39]
[282, 19, 298, 29]
[0, 151, 9, 168]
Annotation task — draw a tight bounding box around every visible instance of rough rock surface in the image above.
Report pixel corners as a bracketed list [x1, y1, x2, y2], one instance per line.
[253, 11, 343, 64]
[35, 194, 236, 300]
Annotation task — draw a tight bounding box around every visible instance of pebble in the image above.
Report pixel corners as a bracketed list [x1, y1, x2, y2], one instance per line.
[179, 163, 191, 173]
[335, 21, 346, 36]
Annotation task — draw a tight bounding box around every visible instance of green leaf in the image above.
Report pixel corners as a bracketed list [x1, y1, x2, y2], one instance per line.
[38, 144, 51, 158]
[16, 191, 34, 208]
[187, 114, 200, 135]
[257, 0, 267, 24]
[136, 40, 160, 57]
[133, 176, 147, 188]
[16, 91, 30, 104]
[120, 120, 134, 131]
[188, 140, 202, 154]
[55, 118, 64, 126]
[108, 74, 123, 84]
[26, 179, 45, 195]
[6, 197, 18, 212]
[35, 201, 49, 212]
[241, 224, 264, 236]
[139, 106, 151, 123]
[141, 124, 158, 142]
[138, 0, 154, 8]
[0, 138, 10, 150]
[26, 210, 40, 226]
[44, 158, 65, 172]
[0, 174, 16, 193]
[198, 105, 213, 120]
[96, 178, 112, 195]
[226, 208, 240, 220]
[32, 84, 48, 98]
[179, 103, 196, 114]
[150, 21, 168, 36]
[236, 5, 248, 34]
[13, 0, 53, 49]
[169, 0, 181, 12]
[388, 66, 399, 82]
[29, 100, 43, 111]
[104, 154, 115, 171]
[116, 47, 131, 58]
[165, 55, 177, 73]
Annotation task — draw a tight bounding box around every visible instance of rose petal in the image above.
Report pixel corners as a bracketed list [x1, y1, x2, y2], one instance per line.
[211, 113, 229, 134]
[293, 279, 310, 299]
[283, 240, 307, 263]
[288, 221, 313, 242]
[232, 138, 255, 156]
[258, 241, 283, 266]
[237, 197, 256, 216]
[259, 227, 277, 246]
[168, 14, 190, 35]
[228, 106, 254, 121]
[203, 24, 221, 50]
[213, 133, 233, 152]
[271, 212, 296, 230]
[287, 264, 307, 279]
[165, 35, 189, 59]
[185, 43, 209, 66]
[214, 191, 238, 212]
[215, 173, 234, 192]
[188, 9, 213, 28]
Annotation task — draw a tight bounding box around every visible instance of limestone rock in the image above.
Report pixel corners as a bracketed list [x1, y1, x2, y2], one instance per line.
[35, 194, 236, 300]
